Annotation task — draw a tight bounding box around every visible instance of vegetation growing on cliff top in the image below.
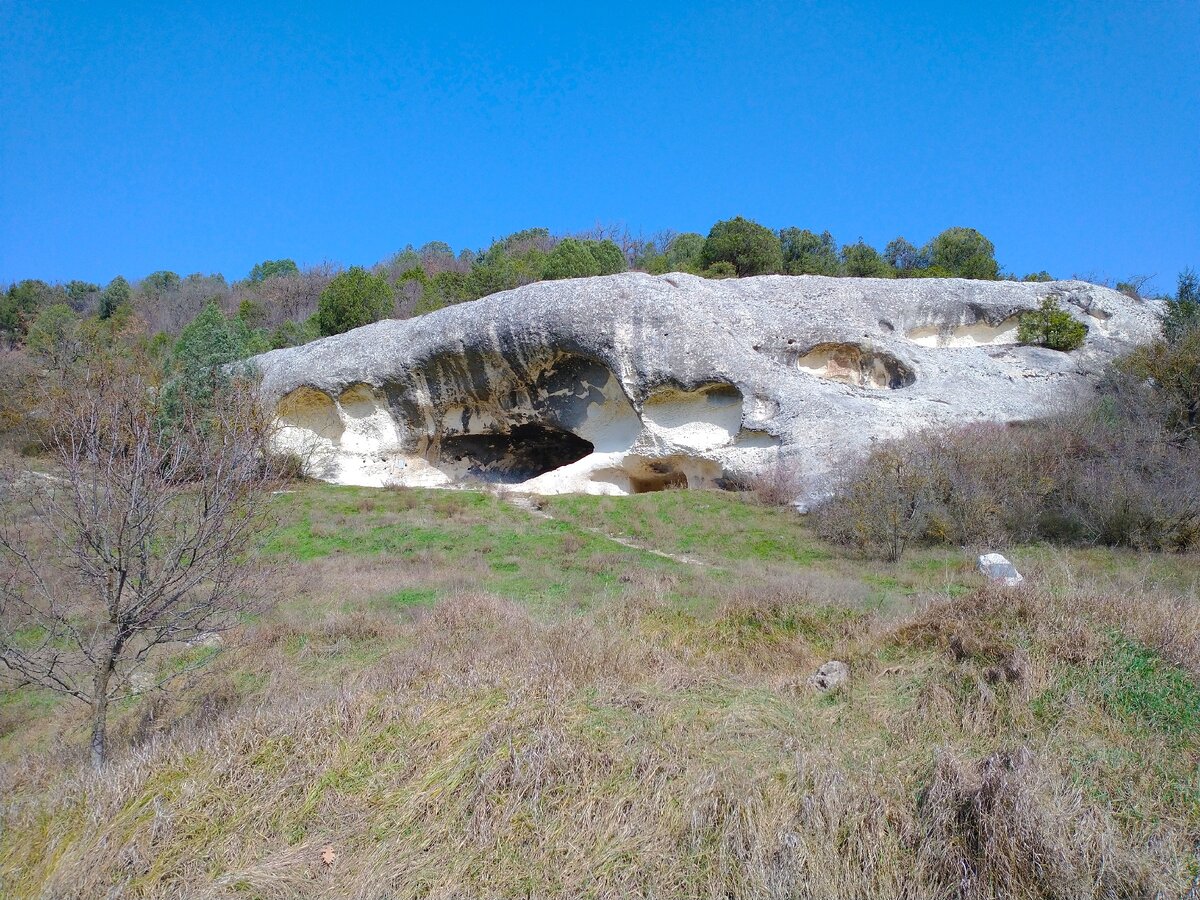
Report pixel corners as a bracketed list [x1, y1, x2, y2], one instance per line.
[4, 218, 1133, 348]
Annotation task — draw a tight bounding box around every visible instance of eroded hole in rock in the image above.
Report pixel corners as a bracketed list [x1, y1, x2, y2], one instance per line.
[630, 471, 688, 493]
[438, 423, 594, 483]
[612, 454, 726, 494]
[795, 344, 915, 389]
[277, 387, 344, 442]
[642, 383, 744, 450]
[412, 350, 643, 454]
[273, 387, 345, 479]
[337, 383, 402, 454]
[906, 315, 1022, 348]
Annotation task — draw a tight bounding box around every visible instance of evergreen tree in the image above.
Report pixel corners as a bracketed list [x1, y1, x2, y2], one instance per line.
[1163, 268, 1200, 345]
[663, 233, 705, 272]
[700, 217, 783, 276]
[99, 275, 132, 320]
[316, 267, 394, 336]
[161, 302, 252, 427]
[780, 228, 840, 275]
[927, 227, 999, 279]
[1017, 297, 1087, 351]
[841, 240, 894, 278]
[248, 259, 299, 282]
[543, 238, 602, 280]
[883, 237, 928, 273]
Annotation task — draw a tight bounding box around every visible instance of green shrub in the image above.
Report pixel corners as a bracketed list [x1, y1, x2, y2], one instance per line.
[928, 227, 1000, 280]
[465, 244, 546, 298]
[417, 270, 471, 314]
[237, 298, 267, 329]
[271, 317, 320, 349]
[1118, 328, 1200, 441]
[140, 270, 181, 295]
[26, 304, 80, 367]
[317, 267, 394, 336]
[1163, 268, 1199, 345]
[1018, 298, 1087, 351]
[702, 261, 737, 279]
[664, 233, 705, 272]
[248, 259, 299, 283]
[0, 280, 55, 342]
[590, 239, 626, 276]
[542, 239, 627, 281]
[98, 276, 132, 320]
[883, 237, 929, 274]
[780, 228, 840, 275]
[543, 238, 600, 280]
[840, 240, 894, 278]
[700, 216, 783, 276]
[637, 250, 670, 275]
[160, 302, 254, 428]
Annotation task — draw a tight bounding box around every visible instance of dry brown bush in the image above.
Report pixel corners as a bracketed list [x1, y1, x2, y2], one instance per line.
[746, 454, 808, 506]
[816, 401, 1200, 558]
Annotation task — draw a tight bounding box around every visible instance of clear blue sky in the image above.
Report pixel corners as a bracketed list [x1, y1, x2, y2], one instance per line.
[2, 1, 1197, 292]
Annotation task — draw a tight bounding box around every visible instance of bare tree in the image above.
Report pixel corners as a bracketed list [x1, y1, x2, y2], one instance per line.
[815, 444, 935, 562]
[134, 273, 231, 335]
[652, 229, 679, 255]
[228, 262, 337, 330]
[0, 367, 277, 767]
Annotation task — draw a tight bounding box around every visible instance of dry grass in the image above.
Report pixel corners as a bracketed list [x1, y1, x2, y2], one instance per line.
[1, 485, 1198, 897]
[1, 574, 1197, 898]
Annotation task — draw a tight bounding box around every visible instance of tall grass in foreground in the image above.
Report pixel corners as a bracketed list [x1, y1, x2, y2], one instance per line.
[1, 580, 1197, 898]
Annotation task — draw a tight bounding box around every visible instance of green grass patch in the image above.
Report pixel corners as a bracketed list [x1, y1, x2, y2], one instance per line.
[1096, 636, 1200, 738]
[1035, 635, 1200, 743]
[376, 587, 440, 609]
[544, 490, 831, 566]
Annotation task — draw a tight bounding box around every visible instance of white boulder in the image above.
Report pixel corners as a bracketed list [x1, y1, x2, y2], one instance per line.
[977, 553, 1024, 586]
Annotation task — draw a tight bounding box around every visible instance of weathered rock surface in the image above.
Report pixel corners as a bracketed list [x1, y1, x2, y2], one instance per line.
[249, 273, 1160, 497]
[808, 660, 850, 692]
[977, 553, 1025, 586]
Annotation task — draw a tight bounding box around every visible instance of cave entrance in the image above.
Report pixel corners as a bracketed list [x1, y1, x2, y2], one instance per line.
[630, 471, 689, 494]
[438, 423, 594, 484]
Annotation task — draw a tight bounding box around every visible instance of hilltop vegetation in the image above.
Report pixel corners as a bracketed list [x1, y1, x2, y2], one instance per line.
[1, 219, 1156, 354]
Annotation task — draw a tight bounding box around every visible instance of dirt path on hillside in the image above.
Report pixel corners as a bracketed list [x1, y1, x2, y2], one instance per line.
[506, 495, 708, 567]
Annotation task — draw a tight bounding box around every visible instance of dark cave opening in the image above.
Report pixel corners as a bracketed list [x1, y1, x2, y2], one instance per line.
[630, 471, 689, 494]
[438, 423, 595, 483]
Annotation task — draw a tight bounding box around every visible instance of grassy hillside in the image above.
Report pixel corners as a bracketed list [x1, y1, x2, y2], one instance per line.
[1, 485, 1198, 898]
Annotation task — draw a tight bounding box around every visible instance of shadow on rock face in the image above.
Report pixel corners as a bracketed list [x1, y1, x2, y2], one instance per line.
[906, 315, 1023, 348]
[792, 343, 916, 390]
[437, 424, 595, 484]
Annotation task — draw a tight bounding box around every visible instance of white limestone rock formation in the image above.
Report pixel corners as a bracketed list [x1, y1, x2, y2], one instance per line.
[249, 273, 1160, 497]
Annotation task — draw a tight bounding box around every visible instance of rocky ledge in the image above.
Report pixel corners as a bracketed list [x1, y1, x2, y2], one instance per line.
[249, 272, 1160, 497]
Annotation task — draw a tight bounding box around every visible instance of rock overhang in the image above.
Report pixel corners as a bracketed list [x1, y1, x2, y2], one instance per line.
[249, 272, 1161, 498]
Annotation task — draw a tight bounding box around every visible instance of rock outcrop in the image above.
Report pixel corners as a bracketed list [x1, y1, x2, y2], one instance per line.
[249, 273, 1160, 497]
[807, 660, 851, 692]
[977, 553, 1025, 587]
